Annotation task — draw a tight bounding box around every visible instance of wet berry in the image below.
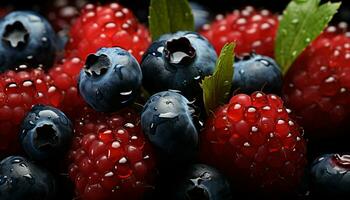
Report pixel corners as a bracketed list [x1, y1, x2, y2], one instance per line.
[200, 92, 307, 194]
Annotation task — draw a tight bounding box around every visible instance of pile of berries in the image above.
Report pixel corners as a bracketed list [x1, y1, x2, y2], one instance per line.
[0, 0, 349, 200]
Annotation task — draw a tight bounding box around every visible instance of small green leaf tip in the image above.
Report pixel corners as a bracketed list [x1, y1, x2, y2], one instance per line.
[201, 43, 235, 115]
[149, 0, 194, 40]
[275, 0, 341, 74]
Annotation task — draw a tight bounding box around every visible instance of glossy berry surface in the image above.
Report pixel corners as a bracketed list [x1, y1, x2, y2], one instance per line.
[233, 53, 282, 95]
[49, 54, 86, 118]
[0, 68, 57, 156]
[0, 11, 58, 71]
[283, 26, 350, 137]
[20, 105, 73, 161]
[0, 156, 56, 200]
[79, 47, 142, 112]
[66, 2, 151, 62]
[200, 6, 278, 57]
[141, 91, 198, 163]
[170, 164, 232, 200]
[68, 107, 157, 200]
[200, 92, 307, 193]
[141, 31, 217, 101]
[311, 154, 350, 197]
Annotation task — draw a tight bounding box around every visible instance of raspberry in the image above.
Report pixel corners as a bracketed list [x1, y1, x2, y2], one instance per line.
[68, 107, 157, 200]
[49, 55, 85, 118]
[0, 56, 84, 156]
[200, 92, 307, 194]
[200, 6, 278, 57]
[66, 2, 151, 62]
[0, 68, 56, 156]
[283, 25, 350, 137]
[46, 0, 88, 32]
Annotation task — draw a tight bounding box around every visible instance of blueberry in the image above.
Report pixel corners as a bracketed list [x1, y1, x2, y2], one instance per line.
[20, 105, 73, 161]
[190, 2, 212, 30]
[141, 91, 198, 163]
[171, 164, 232, 200]
[141, 31, 217, 101]
[232, 53, 282, 94]
[0, 156, 56, 200]
[79, 47, 142, 112]
[0, 11, 58, 71]
[311, 154, 350, 197]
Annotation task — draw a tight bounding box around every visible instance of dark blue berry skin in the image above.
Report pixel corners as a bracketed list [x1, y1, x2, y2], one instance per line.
[0, 156, 56, 200]
[232, 53, 282, 95]
[0, 11, 58, 71]
[141, 91, 198, 163]
[79, 47, 142, 112]
[141, 31, 217, 101]
[190, 2, 212, 30]
[20, 105, 73, 161]
[311, 154, 350, 197]
[171, 164, 232, 200]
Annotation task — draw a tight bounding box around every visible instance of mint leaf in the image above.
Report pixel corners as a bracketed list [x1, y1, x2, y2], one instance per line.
[275, 0, 341, 74]
[149, 0, 194, 40]
[201, 43, 235, 115]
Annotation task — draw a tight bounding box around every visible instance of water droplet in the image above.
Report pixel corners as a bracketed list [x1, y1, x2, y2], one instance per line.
[11, 159, 21, 164]
[114, 65, 124, 80]
[305, 38, 311, 43]
[22, 80, 33, 87]
[259, 59, 270, 66]
[38, 109, 59, 119]
[120, 91, 132, 96]
[194, 76, 201, 80]
[159, 112, 179, 118]
[124, 123, 135, 128]
[292, 51, 297, 57]
[118, 157, 127, 164]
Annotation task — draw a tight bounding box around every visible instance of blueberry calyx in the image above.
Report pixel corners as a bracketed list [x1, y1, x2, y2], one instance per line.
[34, 124, 59, 151]
[2, 21, 29, 49]
[84, 53, 110, 76]
[186, 172, 211, 200]
[164, 37, 196, 66]
[332, 154, 350, 169]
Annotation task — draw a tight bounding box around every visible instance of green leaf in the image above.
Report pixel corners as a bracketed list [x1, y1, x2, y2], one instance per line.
[275, 0, 341, 74]
[201, 43, 235, 115]
[149, 0, 194, 40]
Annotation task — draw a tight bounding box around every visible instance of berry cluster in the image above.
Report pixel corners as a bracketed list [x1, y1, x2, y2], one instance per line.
[0, 0, 349, 200]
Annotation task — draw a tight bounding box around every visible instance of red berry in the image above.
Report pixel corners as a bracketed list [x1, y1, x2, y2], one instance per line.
[200, 92, 306, 193]
[200, 6, 278, 57]
[68, 107, 157, 200]
[46, 0, 88, 32]
[49, 55, 85, 118]
[0, 68, 55, 156]
[283, 25, 350, 137]
[66, 3, 151, 62]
